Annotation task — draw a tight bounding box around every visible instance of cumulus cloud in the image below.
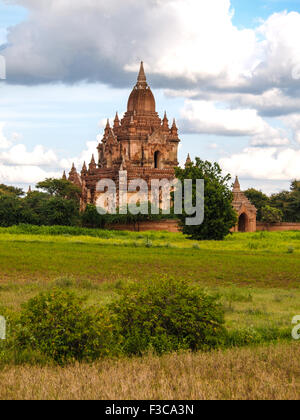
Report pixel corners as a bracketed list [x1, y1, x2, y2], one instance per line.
[0, 164, 61, 185]
[0, 144, 58, 166]
[219, 147, 300, 181]
[180, 100, 290, 146]
[0, 122, 62, 185]
[60, 141, 98, 172]
[2, 0, 300, 187]
[0, 122, 13, 149]
[281, 114, 300, 145]
[2, 1, 300, 95]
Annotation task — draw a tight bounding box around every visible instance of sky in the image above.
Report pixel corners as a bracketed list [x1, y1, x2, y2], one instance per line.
[0, 0, 300, 194]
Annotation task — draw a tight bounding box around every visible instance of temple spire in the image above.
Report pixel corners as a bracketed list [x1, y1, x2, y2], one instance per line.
[233, 176, 241, 192]
[81, 161, 87, 175]
[104, 119, 111, 136]
[162, 111, 169, 131]
[89, 154, 96, 171]
[62, 171, 67, 180]
[171, 118, 178, 136]
[114, 112, 120, 129]
[137, 61, 147, 87]
[185, 154, 192, 168]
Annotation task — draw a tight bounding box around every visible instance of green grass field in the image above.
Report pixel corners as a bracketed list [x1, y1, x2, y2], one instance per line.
[0, 226, 299, 399]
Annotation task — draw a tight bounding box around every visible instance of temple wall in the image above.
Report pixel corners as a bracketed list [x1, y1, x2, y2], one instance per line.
[108, 219, 180, 233]
[256, 222, 300, 232]
[107, 220, 300, 233]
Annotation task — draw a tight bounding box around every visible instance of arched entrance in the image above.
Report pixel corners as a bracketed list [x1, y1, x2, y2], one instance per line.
[154, 151, 162, 169]
[238, 213, 248, 232]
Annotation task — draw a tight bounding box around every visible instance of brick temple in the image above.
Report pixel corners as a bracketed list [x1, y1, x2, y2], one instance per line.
[66, 62, 256, 232]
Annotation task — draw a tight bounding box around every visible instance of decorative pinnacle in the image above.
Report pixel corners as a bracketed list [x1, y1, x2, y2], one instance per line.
[114, 112, 120, 128]
[185, 154, 192, 168]
[137, 61, 147, 84]
[233, 176, 241, 191]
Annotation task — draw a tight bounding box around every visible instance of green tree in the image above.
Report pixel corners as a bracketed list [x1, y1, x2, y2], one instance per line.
[81, 204, 106, 228]
[287, 180, 300, 222]
[244, 188, 270, 221]
[261, 205, 283, 224]
[38, 197, 80, 226]
[0, 195, 21, 226]
[0, 184, 24, 198]
[175, 158, 237, 240]
[36, 178, 81, 200]
[270, 180, 300, 222]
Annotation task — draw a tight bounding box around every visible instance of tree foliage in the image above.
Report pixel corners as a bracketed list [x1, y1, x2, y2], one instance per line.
[244, 188, 270, 221]
[0, 184, 24, 198]
[270, 180, 300, 222]
[175, 158, 237, 240]
[16, 289, 116, 364]
[36, 178, 81, 200]
[109, 278, 227, 355]
[261, 205, 283, 224]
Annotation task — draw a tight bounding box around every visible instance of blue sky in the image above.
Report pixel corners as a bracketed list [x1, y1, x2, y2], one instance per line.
[231, 0, 300, 26]
[0, 0, 300, 193]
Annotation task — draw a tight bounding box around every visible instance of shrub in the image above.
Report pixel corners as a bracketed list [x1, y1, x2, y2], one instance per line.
[16, 289, 117, 364]
[109, 278, 227, 356]
[227, 327, 290, 347]
[261, 205, 283, 224]
[81, 204, 106, 229]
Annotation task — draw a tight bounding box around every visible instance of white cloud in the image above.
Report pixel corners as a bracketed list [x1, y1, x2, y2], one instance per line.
[3, 2, 300, 96]
[0, 123, 62, 185]
[281, 114, 300, 145]
[220, 147, 300, 181]
[0, 164, 60, 185]
[0, 122, 12, 149]
[60, 141, 98, 172]
[252, 11, 300, 89]
[1, 0, 300, 190]
[0, 144, 58, 166]
[180, 100, 289, 146]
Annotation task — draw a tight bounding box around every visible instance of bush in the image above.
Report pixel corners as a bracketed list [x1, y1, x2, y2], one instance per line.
[16, 289, 117, 364]
[261, 205, 283, 224]
[109, 278, 227, 356]
[227, 327, 290, 347]
[81, 204, 106, 228]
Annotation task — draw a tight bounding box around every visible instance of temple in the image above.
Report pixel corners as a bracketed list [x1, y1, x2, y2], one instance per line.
[66, 63, 257, 232]
[68, 62, 180, 211]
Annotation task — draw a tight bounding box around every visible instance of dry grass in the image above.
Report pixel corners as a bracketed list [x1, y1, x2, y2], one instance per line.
[0, 342, 299, 400]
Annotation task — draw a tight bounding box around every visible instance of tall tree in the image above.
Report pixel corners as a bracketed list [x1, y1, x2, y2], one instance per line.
[270, 180, 300, 222]
[36, 178, 81, 200]
[244, 188, 270, 221]
[0, 184, 24, 198]
[175, 158, 237, 240]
